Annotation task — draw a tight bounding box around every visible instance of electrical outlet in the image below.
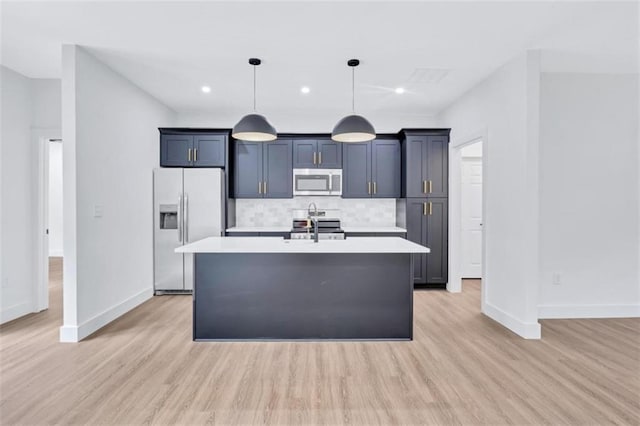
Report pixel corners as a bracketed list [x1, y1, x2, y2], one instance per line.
[552, 272, 562, 285]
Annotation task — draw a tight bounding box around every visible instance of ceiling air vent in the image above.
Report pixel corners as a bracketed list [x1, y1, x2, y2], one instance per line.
[407, 68, 450, 84]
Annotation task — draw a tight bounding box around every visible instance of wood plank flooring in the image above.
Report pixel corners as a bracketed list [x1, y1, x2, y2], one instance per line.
[0, 258, 638, 425]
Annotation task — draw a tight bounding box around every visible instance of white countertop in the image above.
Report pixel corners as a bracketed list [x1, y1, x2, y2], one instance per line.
[226, 226, 407, 233]
[176, 236, 429, 254]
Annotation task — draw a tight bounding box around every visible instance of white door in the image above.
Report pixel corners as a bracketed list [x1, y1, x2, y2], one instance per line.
[461, 158, 483, 278]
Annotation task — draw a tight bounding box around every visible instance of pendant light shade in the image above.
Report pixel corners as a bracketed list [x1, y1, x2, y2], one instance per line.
[232, 58, 277, 142]
[331, 59, 376, 143]
[232, 113, 277, 142]
[331, 114, 376, 143]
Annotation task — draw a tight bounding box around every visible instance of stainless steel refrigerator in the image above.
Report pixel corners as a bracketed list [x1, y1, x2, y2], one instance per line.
[153, 168, 225, 293]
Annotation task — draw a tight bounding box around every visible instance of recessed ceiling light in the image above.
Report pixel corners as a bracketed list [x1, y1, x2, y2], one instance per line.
[201, 86, 211, 93]
[394, 87, 405, 94]
[301, 86, 311, 94]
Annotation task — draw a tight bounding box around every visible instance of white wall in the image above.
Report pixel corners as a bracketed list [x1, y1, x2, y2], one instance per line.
[48, 140, 63, 256]
[60, 46, 176, 342]
[32, 79, 61, 129]
[176, 111, 438, 133]
[0, 66, 35, 323]
[538, 73, 640, 318]
[437, 51, 542, 338]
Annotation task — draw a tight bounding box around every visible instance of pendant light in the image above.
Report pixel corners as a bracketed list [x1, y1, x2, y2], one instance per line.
[232, 58, 277, 142]
[331, 59, 376, 143]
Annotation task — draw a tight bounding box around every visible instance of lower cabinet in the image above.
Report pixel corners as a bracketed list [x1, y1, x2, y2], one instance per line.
[406, 198, 448, 285]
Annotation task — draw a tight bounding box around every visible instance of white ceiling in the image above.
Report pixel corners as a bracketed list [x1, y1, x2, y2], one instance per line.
[1, 1, 637, 118]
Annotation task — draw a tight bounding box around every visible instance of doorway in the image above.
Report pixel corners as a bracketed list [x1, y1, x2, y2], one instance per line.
[460, 142, 483, 279]
[36, 136, 63, 314]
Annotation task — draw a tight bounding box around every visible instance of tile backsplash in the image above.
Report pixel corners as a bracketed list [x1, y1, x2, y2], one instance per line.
[235, 197, 396, 227]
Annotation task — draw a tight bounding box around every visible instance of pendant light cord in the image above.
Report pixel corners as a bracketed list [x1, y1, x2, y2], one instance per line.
[253, 65, 257, 112]
[351, 66, 355, 113]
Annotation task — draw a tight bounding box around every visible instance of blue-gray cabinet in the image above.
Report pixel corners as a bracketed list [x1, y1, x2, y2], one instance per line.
[293, 139, 342, 169]
[402, 131, 449, 198]
[406, 198, 448, 285]
[234, 139, 293, 198]
[342, 139, 400, 198]
[160, 132, 226, 168]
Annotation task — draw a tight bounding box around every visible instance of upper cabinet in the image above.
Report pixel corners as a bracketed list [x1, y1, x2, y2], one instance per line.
[160, 131, 226, 168]
[342, 139, 401, 198]
[292, 139, 342, 169]
[234, 139, 293, 199]
[401, 130, 450, 198]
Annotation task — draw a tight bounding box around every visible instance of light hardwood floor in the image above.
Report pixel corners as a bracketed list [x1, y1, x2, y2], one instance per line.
[1, 259, 638, 425]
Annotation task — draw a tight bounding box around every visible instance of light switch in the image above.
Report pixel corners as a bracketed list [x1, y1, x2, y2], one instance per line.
[93, 204, 103, 218]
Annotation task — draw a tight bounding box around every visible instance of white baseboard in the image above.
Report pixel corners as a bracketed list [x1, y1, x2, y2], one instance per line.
[483, 302, 541, 339]
[0, 302, 35, 324]
[59, 288, 153, 343]
[538, 304, 640, 319]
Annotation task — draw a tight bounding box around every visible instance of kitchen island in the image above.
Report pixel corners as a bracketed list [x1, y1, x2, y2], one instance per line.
[176, 237, 429, 341]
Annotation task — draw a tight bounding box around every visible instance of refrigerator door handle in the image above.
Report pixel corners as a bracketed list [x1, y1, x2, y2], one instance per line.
[177, 194, 183, 242]
[184, 193, 189, 243]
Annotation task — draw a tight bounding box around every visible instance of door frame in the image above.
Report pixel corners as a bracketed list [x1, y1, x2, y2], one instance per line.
[448, 128, 488, 312]
[35, 129, 62, 312]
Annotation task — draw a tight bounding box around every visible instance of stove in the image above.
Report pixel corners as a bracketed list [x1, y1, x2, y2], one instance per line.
[290, 218, 345, 240]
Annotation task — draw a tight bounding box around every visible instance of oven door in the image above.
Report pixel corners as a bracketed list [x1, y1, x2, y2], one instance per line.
[293, 169, 342, 196]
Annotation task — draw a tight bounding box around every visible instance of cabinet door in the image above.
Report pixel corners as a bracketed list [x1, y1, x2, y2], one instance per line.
[160, 134, 193, 167]
[263, 139, 293, 198]
[406, 199, 428, 284]
[371, 139, 401, 198]
[293, 139, 317, 168]
[193, 134, 225, 167]
[234, 141, 263, 198]
[425, 198, 448, 284]
[317, 139, 342, 169]
[342, 142, 372, 198]
[404, 135, 427, 197]
[425, 135, 449, 197]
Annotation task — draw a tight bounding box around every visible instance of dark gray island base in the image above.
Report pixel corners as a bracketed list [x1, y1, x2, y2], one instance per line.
[193, 252, 413, 341]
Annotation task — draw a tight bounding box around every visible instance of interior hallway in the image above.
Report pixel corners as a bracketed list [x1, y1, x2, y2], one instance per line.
[0, 260, 638, 425]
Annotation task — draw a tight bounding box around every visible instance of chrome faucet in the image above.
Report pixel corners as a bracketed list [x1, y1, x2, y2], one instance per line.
[307, 202, 319, 243]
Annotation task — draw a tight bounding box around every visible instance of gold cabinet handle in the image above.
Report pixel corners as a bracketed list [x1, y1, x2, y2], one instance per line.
[258, 181, 262, 194]
[429, 202, 433, 215]
[368, 182, 371, 194]
[194, 148, 198, 162]
[263, 181, 267, 194]
[423, 180, 426, 193]
[188, 148, 192, 162]
[318, 152, 322, 164]
[373, 182, 377, 194]
[429, 180, 433, 194]
[313, 152, 317, 165]
[423, 202, 427, 216]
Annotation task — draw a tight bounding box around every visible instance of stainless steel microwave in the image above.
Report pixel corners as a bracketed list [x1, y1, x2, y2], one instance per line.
[293, 169, 342, 196]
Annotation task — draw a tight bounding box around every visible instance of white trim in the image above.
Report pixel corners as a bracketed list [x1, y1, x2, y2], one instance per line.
[0, 302, 35, 324]
[538, 304, 640, 319]
[49, 251, 64, 257]
[59, 288, 153, 342]
[484, 302, 541, 339]
[448, 128, 488, 315]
